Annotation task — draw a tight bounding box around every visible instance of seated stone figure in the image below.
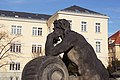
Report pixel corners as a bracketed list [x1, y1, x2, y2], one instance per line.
[45, 19, 109, 80]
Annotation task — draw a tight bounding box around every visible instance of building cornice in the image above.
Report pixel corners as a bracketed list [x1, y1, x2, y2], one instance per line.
[58, 11, 109, 19]
[0, 16, 47, 24]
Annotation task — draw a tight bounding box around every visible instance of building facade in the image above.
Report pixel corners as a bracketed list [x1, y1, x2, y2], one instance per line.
[108, 30, 120, 65]
[0, 5, 109, 80]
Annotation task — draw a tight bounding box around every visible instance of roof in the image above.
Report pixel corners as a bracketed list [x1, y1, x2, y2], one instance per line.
[0, 10, 51, 20]
[0, 5, 107, 20]
[61, 5, 106, 16]
[109, 30, 120, 44]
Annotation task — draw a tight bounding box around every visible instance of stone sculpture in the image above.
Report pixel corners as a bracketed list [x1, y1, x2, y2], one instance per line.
[22, 56, 69, 80]
[22, 19, 109, 80]
[45, 19, 109, 80]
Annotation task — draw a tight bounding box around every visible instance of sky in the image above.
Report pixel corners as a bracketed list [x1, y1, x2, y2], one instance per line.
[0, 0, 120, 37]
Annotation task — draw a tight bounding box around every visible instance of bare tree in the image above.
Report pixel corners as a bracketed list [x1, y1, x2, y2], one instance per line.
[0, 24, 19, 68]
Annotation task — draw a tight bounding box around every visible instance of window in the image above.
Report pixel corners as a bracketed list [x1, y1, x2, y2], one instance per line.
[16, 76, 19, 80]
[10, 43, 21, 53]
[11, 25, 22, 35]
[81, 21, 87, 32]
[32, 44, 42, 54]
[10, 76, 13, 80]
[32, 27, 42, 36]
[1, 14, 5, 16]
[38, 28, 42, 36]
[17, 26, 22, 34]
[32, 27, 37, 36]
[95, 23, 100, 32]
[10, 62, 20, 70]
[96, 41, 101, 53]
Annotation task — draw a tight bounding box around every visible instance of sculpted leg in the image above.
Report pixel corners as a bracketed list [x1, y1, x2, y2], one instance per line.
[67, 48, 85, 75]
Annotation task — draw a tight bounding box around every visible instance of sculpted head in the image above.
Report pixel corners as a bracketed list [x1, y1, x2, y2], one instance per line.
[53, 19, 71, 38]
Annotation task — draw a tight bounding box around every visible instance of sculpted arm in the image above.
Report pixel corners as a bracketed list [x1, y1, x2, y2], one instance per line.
[46, 33, 76, 56]
[45, 33, 54, 56]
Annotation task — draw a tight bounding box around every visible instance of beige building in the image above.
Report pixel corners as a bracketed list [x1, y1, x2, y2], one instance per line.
[0, 5, 109, 80]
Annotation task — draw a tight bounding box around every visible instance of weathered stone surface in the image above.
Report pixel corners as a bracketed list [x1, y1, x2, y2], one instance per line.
[45, 19, 109, 80]
[22, 19, 109, 80]
[69, 76, 79, 80]
[22, 56, 69, 80]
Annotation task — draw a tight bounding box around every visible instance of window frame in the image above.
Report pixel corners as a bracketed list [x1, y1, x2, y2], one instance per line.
[16, 77, 19, 80]
[96, 41, 101, 53]
[95, 23, 100, 33]
[81, 21, 87, 32]
[11, 25, 22, 35]
[10, 76, 13, 80]
[32, 44, 42, 54]
[10, 43, 21, 53]
[9, 62, 20, 71]
[32, 27, 42, 36]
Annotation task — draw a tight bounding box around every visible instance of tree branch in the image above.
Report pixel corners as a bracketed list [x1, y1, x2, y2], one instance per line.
[0, 63, 8, 68]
